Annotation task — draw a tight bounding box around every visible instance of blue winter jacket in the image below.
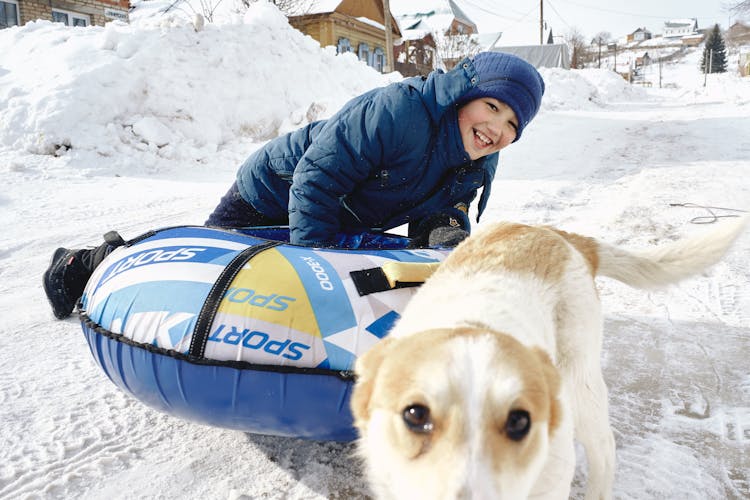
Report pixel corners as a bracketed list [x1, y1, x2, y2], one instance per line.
[235, 58, 498, 246]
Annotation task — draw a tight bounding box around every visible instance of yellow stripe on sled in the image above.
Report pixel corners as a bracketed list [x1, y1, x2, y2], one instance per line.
[218, 248, 321, 338]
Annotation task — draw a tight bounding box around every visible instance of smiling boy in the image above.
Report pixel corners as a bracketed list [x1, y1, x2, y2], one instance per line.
[206, 51, 545, 248]
[43, 52, 544, 320]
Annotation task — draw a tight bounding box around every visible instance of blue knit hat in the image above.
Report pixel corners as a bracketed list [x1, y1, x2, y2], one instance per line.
[456, 52, 545, 142]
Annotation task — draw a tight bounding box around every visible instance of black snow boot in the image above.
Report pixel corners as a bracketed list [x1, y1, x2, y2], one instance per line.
[43, 231, 125, 319]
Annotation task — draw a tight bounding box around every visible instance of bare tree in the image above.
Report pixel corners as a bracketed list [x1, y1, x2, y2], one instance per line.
[434, 33, 481, 70]
[241, 0, 314, 16]
[729, 0, 750, 16]
[566, 28, 589, 69]
[165, 0, 225, 23]
[591, 31, 612, 68]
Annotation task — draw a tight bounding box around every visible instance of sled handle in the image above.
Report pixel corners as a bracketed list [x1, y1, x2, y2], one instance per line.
[350, 262, 440, 296]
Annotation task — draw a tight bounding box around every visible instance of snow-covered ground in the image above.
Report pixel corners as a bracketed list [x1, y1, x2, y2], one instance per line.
[1, 3, 749, 498]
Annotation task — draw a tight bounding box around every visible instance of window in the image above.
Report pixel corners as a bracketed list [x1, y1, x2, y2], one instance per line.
[372, 47, 385, 72]
[337, 38, 352, 54]
[51, 9, 90, 27]
[358, 43, 370, 65]
[1, 0, 19, 29]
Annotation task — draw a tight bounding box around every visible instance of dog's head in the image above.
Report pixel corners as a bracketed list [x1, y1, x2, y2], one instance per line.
[351, 326, 562, 499]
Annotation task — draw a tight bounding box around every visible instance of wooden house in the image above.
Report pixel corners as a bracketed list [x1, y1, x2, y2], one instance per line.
[288, 0, 401, 73]
[1, 0, 128, 28]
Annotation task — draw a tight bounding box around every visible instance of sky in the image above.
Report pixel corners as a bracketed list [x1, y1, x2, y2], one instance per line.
[455, 0, 736, 42]
[1, 2, 750, 498]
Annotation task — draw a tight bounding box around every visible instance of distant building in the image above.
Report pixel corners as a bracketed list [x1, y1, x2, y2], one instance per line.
[393, 18, 437, 76]
[488, 44, 570, 69]
[663, 18, 698, 38]
[287, 0, 401, 73]
[391, 0, 476, 37]
[634, 51, 651, 68]
[628, 27, 652, 43]
[1, 0, 128, 28]
[739, 52, 750, 77]
[726, 21, 750, 47]
[391, 0, 478, 69]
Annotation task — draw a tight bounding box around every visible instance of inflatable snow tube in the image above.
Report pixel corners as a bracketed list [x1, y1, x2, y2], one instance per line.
[78, 226, 449, 441]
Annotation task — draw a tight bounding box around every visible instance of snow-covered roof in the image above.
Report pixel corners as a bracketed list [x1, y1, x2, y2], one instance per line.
[356, 16, 384, 31]
[399, 19, 434, 41]
[390, 0, 451, 17]
[306, 0, 343, 15]
[446, 0, 474, 27]
[476, 31, 503, 51]
[390, 0, 476, 34]
[664, 18, 698, 28]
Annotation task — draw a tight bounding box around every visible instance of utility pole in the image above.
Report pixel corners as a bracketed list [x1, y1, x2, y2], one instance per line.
[658, 51, 662, 88]
[539, 0, 544, 45]
[613, 43, 617, 72]
[704, 48, 713, 87]
[383, 0, 394, 72]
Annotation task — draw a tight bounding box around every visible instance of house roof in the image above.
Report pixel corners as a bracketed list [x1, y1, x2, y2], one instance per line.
[303, 0, 401, 36]
[307, 0, 343, 14]
[664, 18, 698, 29]
[390, 0, 477, 34]
[447, 0, 474, 27]
[398, 18, 434, 41]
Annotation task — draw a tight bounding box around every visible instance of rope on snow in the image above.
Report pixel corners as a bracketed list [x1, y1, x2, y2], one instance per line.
[669, 203, 748, 224]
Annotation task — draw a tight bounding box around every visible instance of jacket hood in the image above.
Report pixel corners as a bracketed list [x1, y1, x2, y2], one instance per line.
[400, 58, 478, 124]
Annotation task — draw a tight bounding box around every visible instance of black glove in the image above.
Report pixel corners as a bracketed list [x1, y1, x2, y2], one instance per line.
[427, 226, 469, 247]
[407, 208, 470, 248]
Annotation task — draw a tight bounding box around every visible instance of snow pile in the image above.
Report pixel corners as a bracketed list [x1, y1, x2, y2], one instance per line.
[539, 67, 648, 109]
[0, 2, 395, 166]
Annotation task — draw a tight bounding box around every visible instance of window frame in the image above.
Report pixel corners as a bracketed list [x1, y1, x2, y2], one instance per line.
[358, 42, 371, 66]
[0, 0, 20, 29]
[372, 47, 385, 72]
[51, 8, 90, 27]
[337, 37, 352, 54]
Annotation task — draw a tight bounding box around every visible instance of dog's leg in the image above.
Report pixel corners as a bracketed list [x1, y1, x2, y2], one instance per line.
[568, 364, 615, 500]
[555, 270, 615, 500]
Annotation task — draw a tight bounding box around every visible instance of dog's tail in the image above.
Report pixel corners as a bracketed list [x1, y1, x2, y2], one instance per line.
[588, 216, 747, 289]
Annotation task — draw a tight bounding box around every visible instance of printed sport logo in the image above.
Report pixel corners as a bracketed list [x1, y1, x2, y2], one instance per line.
[208, 324, 310, 361]
[224, 287, 296, 311]
[101, 247, 207, 285]
[300, 256, 334, 291]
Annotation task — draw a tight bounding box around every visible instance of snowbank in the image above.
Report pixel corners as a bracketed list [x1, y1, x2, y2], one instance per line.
[0, 2, 395, 164]
[539, 67, 648, 109]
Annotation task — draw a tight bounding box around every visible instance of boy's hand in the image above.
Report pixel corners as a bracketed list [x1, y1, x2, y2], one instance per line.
[427, 226, 469, 247]
[407, 208, 470, 248]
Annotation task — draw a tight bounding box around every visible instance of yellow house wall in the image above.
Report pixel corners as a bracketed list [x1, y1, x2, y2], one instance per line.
[18, 0, 129, 26]
[290, 14, 387, 53]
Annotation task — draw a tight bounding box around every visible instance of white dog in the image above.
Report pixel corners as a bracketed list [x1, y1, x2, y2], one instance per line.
[351, 218, 746, 500]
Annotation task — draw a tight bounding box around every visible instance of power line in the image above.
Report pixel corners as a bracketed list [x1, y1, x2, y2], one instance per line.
[556, 0, 701, 20]
[545, 0, 572, 31]
[458, 0, 528, 21]
[456, 0, 539, 31]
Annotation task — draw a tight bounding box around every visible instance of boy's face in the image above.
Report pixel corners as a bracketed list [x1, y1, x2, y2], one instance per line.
[458, 98, 519, 160]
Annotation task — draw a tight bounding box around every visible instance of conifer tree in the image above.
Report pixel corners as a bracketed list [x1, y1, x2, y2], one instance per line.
[700, 24, 728, 73]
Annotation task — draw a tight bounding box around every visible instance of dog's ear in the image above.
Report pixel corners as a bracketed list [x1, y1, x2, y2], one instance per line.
[351, 337, 396, 426]
[532, 347, 562, 437]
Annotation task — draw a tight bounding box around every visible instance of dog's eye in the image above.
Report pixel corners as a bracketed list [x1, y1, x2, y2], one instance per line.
[505, 409, 531, 441]
[402, 404, 433, 434]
